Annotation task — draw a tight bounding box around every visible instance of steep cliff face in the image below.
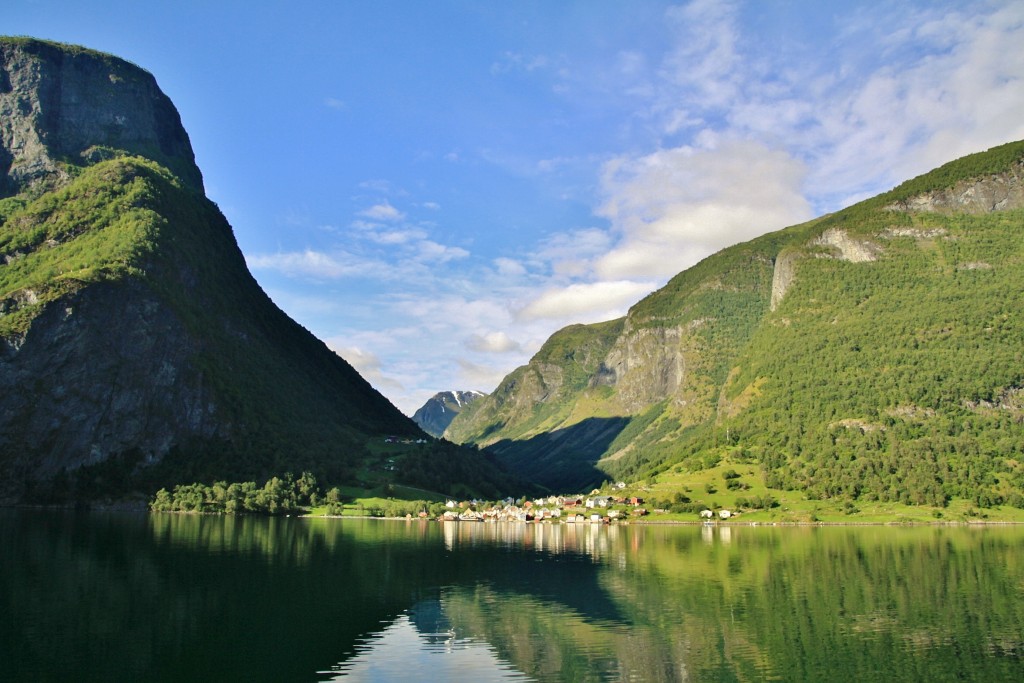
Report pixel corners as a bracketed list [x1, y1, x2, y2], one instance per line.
[448, 321, 624, 444]
[0, 38, 201, 195]
[0, 39, 443, 503]
[449, 253, 773, 489]
[0, 280, 220, 482]
[602, 322, 693, 412]
[448, 140, 1024, 500]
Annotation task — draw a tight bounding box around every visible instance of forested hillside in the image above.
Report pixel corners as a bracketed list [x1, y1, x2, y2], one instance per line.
[448, 141, 1024, 510]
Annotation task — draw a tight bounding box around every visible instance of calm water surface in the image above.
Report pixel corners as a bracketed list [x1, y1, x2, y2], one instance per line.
[2, 511, 1023, 682]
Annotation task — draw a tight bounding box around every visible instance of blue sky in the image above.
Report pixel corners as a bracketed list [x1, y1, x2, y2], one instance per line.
[6, 0, 1024, 415]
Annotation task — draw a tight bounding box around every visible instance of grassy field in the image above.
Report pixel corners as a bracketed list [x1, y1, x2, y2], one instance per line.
[300, 460, 1024, 523]
[632, 455, 1024, 524]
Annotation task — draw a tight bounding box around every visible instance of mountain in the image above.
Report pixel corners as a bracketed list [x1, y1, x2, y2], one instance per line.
[0, 38, 511, 503]
[412, 390, 486, 437]
[447, 140, 1024, 509]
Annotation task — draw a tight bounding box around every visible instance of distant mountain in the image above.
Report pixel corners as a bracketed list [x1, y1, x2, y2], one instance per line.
[0, 38, 512, 503]
[412, 390, 486, 437]
[447, 140, 1024, 510]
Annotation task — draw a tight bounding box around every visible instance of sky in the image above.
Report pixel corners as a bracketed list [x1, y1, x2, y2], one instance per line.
[6, 0, 1024, 415]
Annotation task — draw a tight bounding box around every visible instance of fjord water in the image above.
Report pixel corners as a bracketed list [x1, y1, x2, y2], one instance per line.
[3, 512, 1023, 682]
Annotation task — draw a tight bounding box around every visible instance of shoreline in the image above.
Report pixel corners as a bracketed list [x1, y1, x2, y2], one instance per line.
[5, 505, 1023, 526]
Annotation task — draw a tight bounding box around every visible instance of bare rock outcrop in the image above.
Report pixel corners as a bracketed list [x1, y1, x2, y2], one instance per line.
[772, 163, 1024, 311]
[770, 250, 800, 311]
[812, 228, 881, 263]
[886, 161, 1024, 214]
[0, 38, 202, 196]
[770, 230, 880, 311]
[602, 322, 686, 412]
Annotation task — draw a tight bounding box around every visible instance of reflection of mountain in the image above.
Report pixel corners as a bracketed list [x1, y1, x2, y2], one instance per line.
[2, 514, 621, 681]
[2, 513, 427, 682]
[407, 598, 453, 642]
[420, 524, 1024, 682]
[442, 585, 685, 682]
[5, 513, 1024, 682]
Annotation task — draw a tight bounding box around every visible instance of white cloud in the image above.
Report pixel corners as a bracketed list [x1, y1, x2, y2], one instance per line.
[247, 249, 378, 279]
[493, 257, 527, 277]
[465, 331, 522, 354]
[456, 358, 512, 394]
[518, 280, 657, 322]
[591, 1, 1020, 218]
[359, 202, 405, 222]
[865, 3, 1024, 185]
[417, 240, 470, 263]
[673, 0, 1024, 209]
[393, 294, 512, 333]
[531, 228, 613, 278]
[363, 228, 428, 245]
[491, 51, 553, 76]
[358, 179, 395, 193]
[653, 0, 741, 124]
[595, 141, 812, 279]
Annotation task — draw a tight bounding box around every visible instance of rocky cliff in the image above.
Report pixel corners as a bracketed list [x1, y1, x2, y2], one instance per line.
[885, 159, 1024, 214]
[1, 39, 497, 503]
[0, 38, 201, 196]
[448, 140, 1024, 505]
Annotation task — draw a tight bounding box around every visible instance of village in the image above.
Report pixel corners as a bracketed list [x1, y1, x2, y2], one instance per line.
[432, 483, 734, 524]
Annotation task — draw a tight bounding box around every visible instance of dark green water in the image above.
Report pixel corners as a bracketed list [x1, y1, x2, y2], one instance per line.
[2, 512, 1023, 682]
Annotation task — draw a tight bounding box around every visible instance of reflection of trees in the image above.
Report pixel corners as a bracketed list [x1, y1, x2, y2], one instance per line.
[3, 513, 449, 681]
[441, 586, 684, 681]
[3, 514, 620, 681]
[598, 526, 1024, 681]
[6, 513, 1024, 683]
[149, 512, 435, 564]
[434, 525, 1024, 682]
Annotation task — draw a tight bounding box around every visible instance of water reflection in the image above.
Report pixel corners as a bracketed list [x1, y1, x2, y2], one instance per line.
[441, 519, 625, 561]
[323, 611, 530, 682]
[3, 512, 1024, 682]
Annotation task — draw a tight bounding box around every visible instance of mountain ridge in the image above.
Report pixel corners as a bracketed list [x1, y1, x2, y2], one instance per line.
[412, 390, 486, 438]
[448, 140, 1024, 508]
[0, 38, 511, 503]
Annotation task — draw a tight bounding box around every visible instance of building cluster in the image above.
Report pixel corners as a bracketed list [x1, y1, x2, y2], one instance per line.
[438, 490, 648, 523]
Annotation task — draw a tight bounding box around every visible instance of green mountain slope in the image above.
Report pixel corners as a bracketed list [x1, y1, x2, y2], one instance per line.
[0, 38, 512, 503]
[448, 140, 1024, 508]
